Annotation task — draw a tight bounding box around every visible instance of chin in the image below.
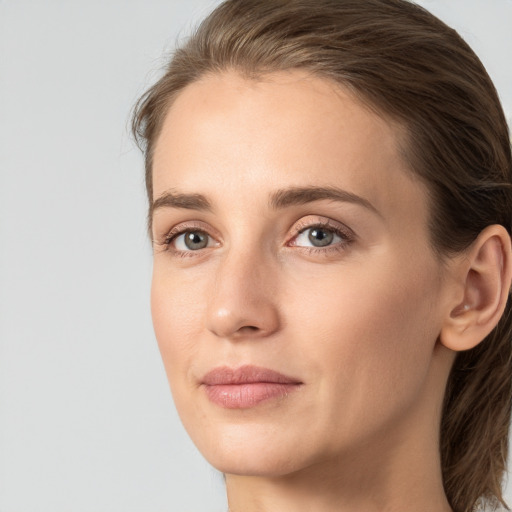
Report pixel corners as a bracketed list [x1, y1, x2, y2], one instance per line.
[188, 422, 316, 478]
[206, 451, 306, 478]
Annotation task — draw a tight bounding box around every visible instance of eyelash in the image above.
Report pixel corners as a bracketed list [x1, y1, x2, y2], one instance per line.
[160, 223, 217, 258]
[291, 220, 354, 255]
[157, 220, 354, 258]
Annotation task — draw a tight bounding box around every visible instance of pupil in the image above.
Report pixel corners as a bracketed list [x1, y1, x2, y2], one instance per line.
[308, 228, 333, 247]
[185, 231, 208, 250]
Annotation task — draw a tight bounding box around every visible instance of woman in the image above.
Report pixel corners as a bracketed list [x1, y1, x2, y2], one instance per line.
[132, 1, 512, 511]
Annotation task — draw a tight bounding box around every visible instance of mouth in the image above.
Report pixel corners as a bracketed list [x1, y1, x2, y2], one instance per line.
[201, 365, 303, 409]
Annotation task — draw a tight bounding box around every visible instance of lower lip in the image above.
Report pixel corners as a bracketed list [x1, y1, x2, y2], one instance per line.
[203, 382, 300, 409]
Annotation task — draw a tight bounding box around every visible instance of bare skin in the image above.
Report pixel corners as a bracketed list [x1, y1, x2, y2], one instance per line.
[149, 70, 511, 512]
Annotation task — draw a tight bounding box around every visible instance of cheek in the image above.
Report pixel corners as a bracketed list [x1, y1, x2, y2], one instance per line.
[286, 256, 442, 430]
[150, 267, 205, 386]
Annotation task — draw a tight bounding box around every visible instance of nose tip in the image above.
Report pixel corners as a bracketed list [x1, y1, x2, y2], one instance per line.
[205, 260, 281, 340]
[208, 306, 276, 339]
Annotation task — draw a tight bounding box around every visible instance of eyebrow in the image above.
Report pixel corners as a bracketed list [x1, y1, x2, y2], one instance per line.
[151, 185, 380, 217]
[152, 191, 213, 214]
[269, 186, 379, 215]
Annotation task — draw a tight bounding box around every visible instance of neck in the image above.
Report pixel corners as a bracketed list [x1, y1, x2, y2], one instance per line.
[226, 437, 451, 512]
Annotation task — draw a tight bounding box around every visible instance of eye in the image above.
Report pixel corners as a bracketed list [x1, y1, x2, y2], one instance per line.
[158, 223, 218, 257]
[290, 220, 354, 253]
[295, 226, 339, 247]
[173, 230, 212, 251]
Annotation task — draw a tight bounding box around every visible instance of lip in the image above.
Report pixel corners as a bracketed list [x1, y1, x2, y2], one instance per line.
[201, 365, 302, 409]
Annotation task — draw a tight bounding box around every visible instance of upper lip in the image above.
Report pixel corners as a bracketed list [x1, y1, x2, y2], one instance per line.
[201, 365, 302, 385]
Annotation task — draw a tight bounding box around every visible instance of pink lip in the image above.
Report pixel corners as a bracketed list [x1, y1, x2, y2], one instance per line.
[201, 365, 302, 409]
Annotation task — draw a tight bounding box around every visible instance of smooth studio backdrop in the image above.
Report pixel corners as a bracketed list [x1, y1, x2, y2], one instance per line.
[1, 1, 511, 511]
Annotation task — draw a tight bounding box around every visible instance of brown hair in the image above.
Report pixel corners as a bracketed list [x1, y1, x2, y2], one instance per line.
[132, 1, 512, 510]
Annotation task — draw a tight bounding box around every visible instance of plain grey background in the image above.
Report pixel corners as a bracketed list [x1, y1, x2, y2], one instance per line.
[0, 1, 511, 511]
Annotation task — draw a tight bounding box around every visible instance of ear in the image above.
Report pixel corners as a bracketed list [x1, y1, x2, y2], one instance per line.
[440, 224, 512, 352]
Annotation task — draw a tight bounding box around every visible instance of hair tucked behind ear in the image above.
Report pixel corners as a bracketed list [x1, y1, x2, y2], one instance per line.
[441, 303, 512, 511]
[132, 1, 512, 510]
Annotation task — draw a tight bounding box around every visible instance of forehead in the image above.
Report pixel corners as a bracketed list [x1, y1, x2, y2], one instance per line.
[152, 70, 427, 224]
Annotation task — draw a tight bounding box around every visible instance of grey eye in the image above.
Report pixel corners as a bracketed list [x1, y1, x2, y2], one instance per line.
[294, 226, 341, 248]
[177, 231, 210, 251]
[307, 227, 334, 247]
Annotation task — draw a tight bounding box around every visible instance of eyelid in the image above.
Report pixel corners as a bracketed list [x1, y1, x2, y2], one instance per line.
[289, 217, 355, 244]
[154, 221, 219, 248]
[155, 216, 355, 256]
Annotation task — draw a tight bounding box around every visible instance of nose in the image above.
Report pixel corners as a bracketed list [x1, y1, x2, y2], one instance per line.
[205, 247, 281, 340]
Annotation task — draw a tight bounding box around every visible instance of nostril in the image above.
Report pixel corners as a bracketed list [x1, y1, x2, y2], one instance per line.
[206, 297, 281, 339]
[235, 325, 260, 335]
[229, 325, 263, 339]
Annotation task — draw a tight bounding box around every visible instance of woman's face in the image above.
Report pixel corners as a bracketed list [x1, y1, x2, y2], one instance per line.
[150, 71, 455, 476]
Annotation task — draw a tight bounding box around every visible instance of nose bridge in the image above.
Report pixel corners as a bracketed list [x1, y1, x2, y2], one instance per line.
[205, 237, 280, 339]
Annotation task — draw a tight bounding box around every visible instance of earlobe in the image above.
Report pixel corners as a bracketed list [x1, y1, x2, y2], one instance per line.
[440, 225, 512, 352]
